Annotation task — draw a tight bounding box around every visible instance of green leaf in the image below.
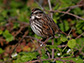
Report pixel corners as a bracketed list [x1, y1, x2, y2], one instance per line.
[47, 45, 58, 49]
[82, 26, 84, 30]
[73, 8, 82, 15]
[76, 20, 84, 30]
[60, 36, 68, 42]
[0, 48, 4, 54]
[13, 22, 20, 29]
[67, 39, 76, 48]
[41, 48, 48, 59]
[34, 34, 41, 39]
[59, 20, 69, 32]
[76, 29, 83, 34]
[59, 23, 64, 32]
[56, 60, 63, 63]
[0, 30, 3, 35]
[10, 1, 23, 8]
[3, 30, 14, 42]
[42, 61, 49, 63]
[21, 55, 31, 62]
[41, 54, 48, 59]
[17, 52, 39, 62]
[76, 38, 84, 48]
[64, 20, 69, 31]
[62, 57, 83, 63]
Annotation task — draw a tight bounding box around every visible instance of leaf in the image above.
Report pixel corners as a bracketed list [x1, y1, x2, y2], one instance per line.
[21, 55, 30, 62]
[76, 38, 84, 48]
[3, 30, 14, 42]
[60, 36, 68, 42]
[56, 61, 63, 63]
[76, 29, 83, 34]
[0, 30, 3, 35]
[59, 23, 64, 32]
[59, 20, 69, 32]
[41, 48, 48, 59]
[62, 57, 83, 63]
[76, 20, 84, 30]
[67, 39, 76, 48]
[73, 8, 82, 15]
[41, 54, 48, 59]
[13, 22, 20, 29]
[19, 52, 38, 62]
[10, 1, 23, 8]
[47, 45, 58, 49]
[42, 61, 49, 63]
[64, 20, 69, 31]
[0, 48, 4, 54]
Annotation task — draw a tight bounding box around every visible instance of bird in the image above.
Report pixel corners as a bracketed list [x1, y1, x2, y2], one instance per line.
[29, 8, 66, 38]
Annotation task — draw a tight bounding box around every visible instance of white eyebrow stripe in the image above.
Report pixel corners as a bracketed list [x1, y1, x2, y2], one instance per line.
[34, 11, 38, 13]
[34, 10, 42, 13]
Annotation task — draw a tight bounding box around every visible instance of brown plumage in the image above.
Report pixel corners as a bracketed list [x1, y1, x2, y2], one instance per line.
[29, 8, 59, 38]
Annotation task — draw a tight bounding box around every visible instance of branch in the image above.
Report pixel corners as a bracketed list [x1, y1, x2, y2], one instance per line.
[59, 11, 84, 20]
[48, 0, 53, 18]
[58, 4, 84, 11]
[75, 32, 84, 39]
[34, 0, 44, 10]
[49, 10, 84, 20]
[25, 57, 75, 63]
[48, 0, 54, 59]
[52, 40, 54, 59]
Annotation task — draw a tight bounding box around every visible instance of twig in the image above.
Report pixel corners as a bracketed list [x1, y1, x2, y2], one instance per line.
[14, 26, 24, 37]
[34, 0, 44, 10]
[44, 47, 51, 59]
[52, 39, 54, 59]
[58, 44, 67, 48]
[43, 36, 52, 44]
[48, 0, 53, 18]
[26, 36, 43, 43]
[25, 57, 75, 63]
[43, 4, 84, 20]
[25, 58, 52, 63]
[68, 28, 72, 36]
[75, 32, 84, 39]
[62, 45, 68, 53]
[61, 4, 81, 16]
[59, 11, 84, 20]
[58, 4, 84, 11]
[49, 10, 84, 20]
[61, 8, 71, 17]
[12, 31, 29, 54]
[48, 0, 54, 59]
[46, 52, 51, 59]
